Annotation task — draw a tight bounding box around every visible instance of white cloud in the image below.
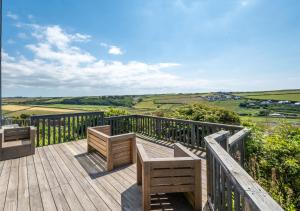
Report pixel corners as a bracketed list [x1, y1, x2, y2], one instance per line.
[7, 11, 18, 20]
[9, 21, 283, 95]
[108, 45, 123, 55]
[3, 22, 224, 95]
[101, 43, 123, 55]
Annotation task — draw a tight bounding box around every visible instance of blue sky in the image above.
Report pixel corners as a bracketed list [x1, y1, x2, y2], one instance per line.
[3, 0, 300, 97]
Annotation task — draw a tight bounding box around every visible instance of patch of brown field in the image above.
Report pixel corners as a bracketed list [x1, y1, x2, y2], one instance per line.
[3, 105, 77, 113]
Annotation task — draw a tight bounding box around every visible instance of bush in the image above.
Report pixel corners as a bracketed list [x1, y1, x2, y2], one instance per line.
[20, 113, 30, 119]
[167, 103, 240, 124]
[104, 108, 129, 117]
[244, 121, 300, 210]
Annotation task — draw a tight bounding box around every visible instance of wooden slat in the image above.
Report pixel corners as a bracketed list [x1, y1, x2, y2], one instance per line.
[0, 160, 12, 210]
[17, 157, 30, 211]
[151, 176, 194, 186]
[38, 148, 71, 211]
[88, 141, 107, 156]
[27, 156, 44, 211]
[151, 168, 194, 177]
[33, 150, 57, 211]
[150, 184, 194, 194]
[47, 145, 97, 211]
[57, 143, 120, 210]
[4, 158, 19, 211]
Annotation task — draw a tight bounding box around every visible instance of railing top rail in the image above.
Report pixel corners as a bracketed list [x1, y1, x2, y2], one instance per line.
[205, 131, 283, 211]
[134, 114, 243, 130]
[31, 111, 104, 119]
[104, 114, 135, 119]
[228, 128, 250, 147]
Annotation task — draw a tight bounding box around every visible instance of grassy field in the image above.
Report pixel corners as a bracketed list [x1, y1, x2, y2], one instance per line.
[3, 90, 300, 125]
[235, 89, 300, 101]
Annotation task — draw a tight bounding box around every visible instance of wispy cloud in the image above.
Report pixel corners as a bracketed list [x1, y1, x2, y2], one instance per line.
[7, 11, 18, 20]
[101, 43, 123, 55]
[108, 45, 123, 55]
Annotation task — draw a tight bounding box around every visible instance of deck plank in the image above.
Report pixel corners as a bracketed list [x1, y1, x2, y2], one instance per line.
[47, 145, 97, 211]
[37, 148, 70, 211]
[4, 158, 19, 211]
[33, 149, 57, 211]
[49, 144, 109, 211]
[74, 143, 143, 210]
[17, 157, 30, 211]
[27, 155, 44, 211]
[56, 143, 121, 211]
[0, 138, 207, 211]
[0, 160, 12, 210]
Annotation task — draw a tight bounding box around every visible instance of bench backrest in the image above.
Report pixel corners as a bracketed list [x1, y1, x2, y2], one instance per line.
[92, 125, 111, 136]
[149, 158, 196, 194]
[87, 127, 109, 156]
[4, 127, 30, 142]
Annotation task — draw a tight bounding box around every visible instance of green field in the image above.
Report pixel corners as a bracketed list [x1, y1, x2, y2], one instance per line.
[4, 90, 300, 126]
[235, 89, 300, 101]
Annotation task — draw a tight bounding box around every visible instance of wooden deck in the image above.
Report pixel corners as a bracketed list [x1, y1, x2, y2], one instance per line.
[0, 137, 207, 211]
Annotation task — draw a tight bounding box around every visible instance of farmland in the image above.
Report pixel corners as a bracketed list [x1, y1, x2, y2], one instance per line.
[3, 89, 300, 126]
[235, 89, 300, 101]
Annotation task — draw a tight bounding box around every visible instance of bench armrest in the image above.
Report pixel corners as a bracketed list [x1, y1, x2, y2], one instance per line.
[109, 133, 135, 142]
[174, 143, 200, 160]
[136, 143, 149, 162]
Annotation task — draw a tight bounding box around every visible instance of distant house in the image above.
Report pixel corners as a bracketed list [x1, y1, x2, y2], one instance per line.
[269, 113, 283, 117]
[278, 100, 290, 104]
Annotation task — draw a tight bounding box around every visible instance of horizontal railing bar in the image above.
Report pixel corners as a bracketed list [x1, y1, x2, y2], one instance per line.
[31, 111, 104, 119]
[228, 128, 250, 147]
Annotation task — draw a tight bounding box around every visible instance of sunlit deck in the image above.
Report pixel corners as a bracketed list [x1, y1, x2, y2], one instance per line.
[0, 137, 208, 211]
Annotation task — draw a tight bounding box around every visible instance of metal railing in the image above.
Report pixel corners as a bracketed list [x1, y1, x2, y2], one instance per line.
[104, 114, 243, 149]
[30, 112, 104, 147]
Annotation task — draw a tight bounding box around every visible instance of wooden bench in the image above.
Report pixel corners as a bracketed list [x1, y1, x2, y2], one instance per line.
[137, 143, 202, 211]
[0, 126, 36, 161]
[87, 125, 136, 171]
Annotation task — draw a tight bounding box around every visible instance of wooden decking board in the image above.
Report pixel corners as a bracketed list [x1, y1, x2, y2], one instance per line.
[50, 145, 97, 210]
[17, 157, 30, 211]
[0, 160, 12, 210]
[27, 155, 44, 211]
[0, 137, 208, 211]
[72, 141, 143, 211]
[55, 142, 120, 211]
[50, 144, 110, 211]
[38, 148, 71, 211]
[33, 149, 58, 211]
[4, 158, 19, 211]
[75, 143, 142, 210]
[43, 147, 83, 210]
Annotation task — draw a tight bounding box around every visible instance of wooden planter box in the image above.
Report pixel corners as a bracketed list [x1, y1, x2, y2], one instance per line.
[137, 143, 202, 211]
[87, 125, 136, 171]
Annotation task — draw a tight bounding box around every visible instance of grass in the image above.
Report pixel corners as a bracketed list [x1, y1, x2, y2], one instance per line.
[235, 89, 300, 101]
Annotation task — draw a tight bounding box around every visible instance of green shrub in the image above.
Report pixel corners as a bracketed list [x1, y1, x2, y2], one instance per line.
[104, 108, 129, 117]
[244, 121, 300, 210]
[167, 103, 240, 124]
